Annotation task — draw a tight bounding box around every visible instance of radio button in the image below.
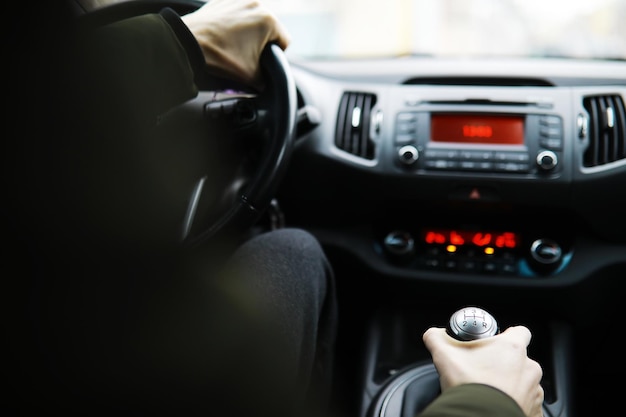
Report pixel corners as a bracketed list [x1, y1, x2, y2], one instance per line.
[425, 149, 459, 159]
[460, 161, 494, 171]
[540, 126, 562, 138]
[460, 161, 477, 170]
[539, 115, 562, 126]
[460, 150, 493, 161]
[540, 138, 563, 150]
[397, 112, 418, 122]
[395, 133, 416, 145]
[396, 123, 416, 134]
[495, 162, 530, 172]
[494, 152, 530, 162]
[425, 159, 459, 169]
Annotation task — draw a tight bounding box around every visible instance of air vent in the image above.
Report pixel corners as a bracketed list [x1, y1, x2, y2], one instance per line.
[335, 92, 377, 160]
[583, 94, 626, 167]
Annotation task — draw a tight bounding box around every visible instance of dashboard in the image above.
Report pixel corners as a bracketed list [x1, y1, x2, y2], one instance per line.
[278, 56, 626, 286]
[275, 56, 626, 417]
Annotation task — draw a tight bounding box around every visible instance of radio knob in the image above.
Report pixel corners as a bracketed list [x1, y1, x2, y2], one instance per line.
[536, 150, 558, 171]
[398, 145, 419, 166]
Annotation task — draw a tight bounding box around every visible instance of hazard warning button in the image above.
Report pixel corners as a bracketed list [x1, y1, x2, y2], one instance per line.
[449, 186, 500, 202]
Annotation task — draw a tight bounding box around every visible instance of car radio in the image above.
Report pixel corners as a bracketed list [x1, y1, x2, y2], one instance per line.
[394, 111, 563, 176]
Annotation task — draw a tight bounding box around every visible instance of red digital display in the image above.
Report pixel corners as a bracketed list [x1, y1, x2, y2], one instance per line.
[431, 113, 524, 145]
[424, 229, 518, 249]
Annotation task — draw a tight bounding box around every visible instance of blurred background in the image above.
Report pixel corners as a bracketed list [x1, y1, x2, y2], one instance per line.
[265, 0, 626, 60]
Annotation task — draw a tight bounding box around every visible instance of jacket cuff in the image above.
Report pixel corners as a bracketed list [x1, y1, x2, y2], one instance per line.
[159, 7, 207, 81]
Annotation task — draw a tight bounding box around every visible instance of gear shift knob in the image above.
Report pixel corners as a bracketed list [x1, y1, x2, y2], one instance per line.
[446, 306, 499, 341]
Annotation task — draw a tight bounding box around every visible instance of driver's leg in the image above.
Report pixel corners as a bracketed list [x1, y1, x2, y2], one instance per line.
[212, 227, 338, 417]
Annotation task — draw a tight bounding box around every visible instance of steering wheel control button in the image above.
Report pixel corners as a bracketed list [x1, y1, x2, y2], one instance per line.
[447, 306, 499, 341]
[204, 95, 257, 127]
[530, 238, 563, 265]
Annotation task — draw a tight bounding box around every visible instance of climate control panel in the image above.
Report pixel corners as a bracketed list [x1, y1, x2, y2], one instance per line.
[380, 227, 570, 277]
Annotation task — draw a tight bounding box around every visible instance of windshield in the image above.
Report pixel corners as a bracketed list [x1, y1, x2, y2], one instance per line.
[80, 0, 625, 61]
[265, 0, 626, 60]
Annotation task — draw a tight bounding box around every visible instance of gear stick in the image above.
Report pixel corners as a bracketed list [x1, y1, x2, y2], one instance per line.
[370, 306, 555, 417]
[446, 306, 499, 341]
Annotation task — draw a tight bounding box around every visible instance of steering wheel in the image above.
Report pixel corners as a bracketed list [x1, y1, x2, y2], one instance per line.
[79, 0, 297, 248]
[176, 43, 297, 247]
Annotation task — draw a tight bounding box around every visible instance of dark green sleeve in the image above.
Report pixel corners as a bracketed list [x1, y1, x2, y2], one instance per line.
[418, 384, 527, 417]
[85, 11, 199, 122]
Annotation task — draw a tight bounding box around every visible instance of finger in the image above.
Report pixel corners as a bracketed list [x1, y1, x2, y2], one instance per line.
[271, 16, 291, 50]
[258, 7, 290, 50]
[499, 325, 532, 347]
[422, 327, 449, 351]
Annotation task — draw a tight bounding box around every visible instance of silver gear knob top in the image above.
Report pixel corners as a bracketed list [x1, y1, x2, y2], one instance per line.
[447, 306, 499, 341]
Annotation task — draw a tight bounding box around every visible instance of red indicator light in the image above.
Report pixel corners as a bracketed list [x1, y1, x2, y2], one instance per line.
[463, 125, 493, 138]
[423, 229, 518, 250]
[425, 231, 446, 244]
[450, 231, 465, 245]
[495, 232, 517, 248]
[472, 233, 492, 247]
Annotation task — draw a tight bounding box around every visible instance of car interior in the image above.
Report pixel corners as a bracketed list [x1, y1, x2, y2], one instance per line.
[7, 0, 626, 416]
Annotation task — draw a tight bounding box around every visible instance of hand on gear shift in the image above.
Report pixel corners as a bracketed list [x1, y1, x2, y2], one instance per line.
[423, 307, 544, 417]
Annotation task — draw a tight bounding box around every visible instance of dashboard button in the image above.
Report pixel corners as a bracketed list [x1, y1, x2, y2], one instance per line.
[460, 259, 479, 272]
[494, 152, 530, 162]
[395, 133, 416, 145]
[495, 162, 530, 172]
[540, 137, 563, 150]
[500, 262, 517, 274]
[483, 262, 498, 273]
[397, 112, 418, 122]
[424, 258, 441, 269]
[397, 123, 416, 134]
[460, 150, 493, 161]
[425, 149, 459, 159]
[425, 159, 458, 169]
[449, 186, 500, 202]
